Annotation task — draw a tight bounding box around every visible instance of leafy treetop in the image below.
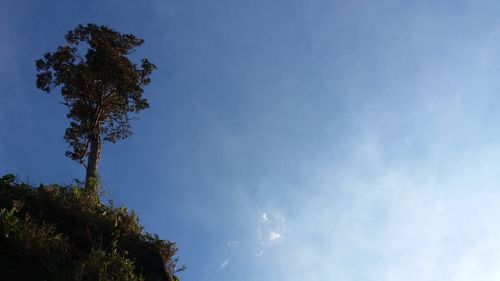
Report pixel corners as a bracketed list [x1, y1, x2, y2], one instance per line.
[36, 24, 156, 192]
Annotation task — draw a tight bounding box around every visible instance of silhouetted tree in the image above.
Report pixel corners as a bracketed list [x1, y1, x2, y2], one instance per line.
[36, 24, 156, 195]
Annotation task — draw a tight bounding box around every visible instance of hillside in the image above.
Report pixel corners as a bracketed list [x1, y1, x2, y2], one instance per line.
[0, 174, 182, 281]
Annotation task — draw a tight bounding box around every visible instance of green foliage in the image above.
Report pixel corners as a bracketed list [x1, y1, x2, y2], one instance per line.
[35, 23, 156, 163]
[0, 174, 183, 281]
[59, 247, 144, 281]
[35, 24, 156, 194]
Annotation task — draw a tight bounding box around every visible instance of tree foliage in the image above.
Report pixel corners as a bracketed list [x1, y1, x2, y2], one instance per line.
[35, 24, 156, 191]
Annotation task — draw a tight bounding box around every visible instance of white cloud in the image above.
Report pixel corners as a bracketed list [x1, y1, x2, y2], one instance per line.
[227, 240, 240, 248]
[257, 211, 286, 245]
[253, 249, 264, 257]
[220, 259, 229, 270]
[268, 231, 281, 241]
[261, 213, 268, 221]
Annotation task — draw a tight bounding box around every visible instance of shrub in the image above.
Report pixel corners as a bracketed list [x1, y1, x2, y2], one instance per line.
[0, 174, 183, 281]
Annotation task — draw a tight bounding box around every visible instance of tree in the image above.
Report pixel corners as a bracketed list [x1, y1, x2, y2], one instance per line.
[36, 24, 156, 195]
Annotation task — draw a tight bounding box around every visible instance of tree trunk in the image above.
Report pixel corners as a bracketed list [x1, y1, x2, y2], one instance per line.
[85, 134, 101, 195]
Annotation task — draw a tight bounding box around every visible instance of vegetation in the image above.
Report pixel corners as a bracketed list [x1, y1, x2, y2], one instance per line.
[3, 23, 181, 280]
[36, 24, 156, 194]
[0, 174, 183, 281]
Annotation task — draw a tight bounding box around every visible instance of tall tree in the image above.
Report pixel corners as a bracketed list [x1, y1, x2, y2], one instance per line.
[36, 24, 156, 195]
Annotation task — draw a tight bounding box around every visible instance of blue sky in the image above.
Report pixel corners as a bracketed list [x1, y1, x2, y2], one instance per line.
[3, 0, 500, 280]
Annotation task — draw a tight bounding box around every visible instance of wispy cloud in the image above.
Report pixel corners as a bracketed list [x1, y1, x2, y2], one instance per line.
[249, 211, 286, 257]
[253, 249, 264, 257]
[257, 212, 285, 245]
[226, 240, 240, 248]
[268, 231, 281, 241]
[261, 213, 268, 222]
[220, 259, 229, 270]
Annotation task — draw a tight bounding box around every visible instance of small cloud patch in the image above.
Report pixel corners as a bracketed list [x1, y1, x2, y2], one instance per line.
[256, 211, 286, 246]
[227, 240, 240, 248]
[261, 213, 268, 222]
[268, 231, 281, 241]
[253, 249, 264, 256]
[220, 259, 229, 270]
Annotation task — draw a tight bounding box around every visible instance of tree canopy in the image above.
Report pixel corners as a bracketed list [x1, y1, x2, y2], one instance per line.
[36, 24, 156, 193]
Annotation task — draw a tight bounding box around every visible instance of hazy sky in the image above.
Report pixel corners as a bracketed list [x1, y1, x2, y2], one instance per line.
[3, 1, 500, 280]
